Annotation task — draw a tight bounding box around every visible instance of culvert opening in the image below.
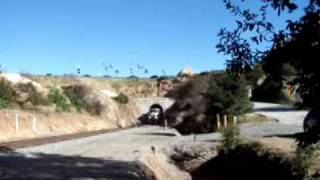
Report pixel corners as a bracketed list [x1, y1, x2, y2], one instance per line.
[190, 144, 303, 180]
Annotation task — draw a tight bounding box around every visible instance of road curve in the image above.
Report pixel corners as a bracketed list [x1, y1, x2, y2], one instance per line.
[253, 102, 308, 125]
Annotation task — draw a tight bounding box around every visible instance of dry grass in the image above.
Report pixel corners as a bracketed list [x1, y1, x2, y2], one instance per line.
[0, 109, 122, 143]
[237, 113, 273, 124]
[248, 137, 320, 177]
[29, 76, 158, 98]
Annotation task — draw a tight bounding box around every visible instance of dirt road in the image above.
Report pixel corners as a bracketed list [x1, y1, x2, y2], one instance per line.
[1, 126, 196, 180]
[0, 102, 309, 179]
[253, 102, 308, 125]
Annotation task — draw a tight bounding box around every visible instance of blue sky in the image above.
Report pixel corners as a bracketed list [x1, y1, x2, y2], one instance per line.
[0, 0, 307, 77]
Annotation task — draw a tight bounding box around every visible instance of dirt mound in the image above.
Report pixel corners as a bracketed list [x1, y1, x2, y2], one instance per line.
[192, 142, 301, 180]
[164, 74, 213, 134]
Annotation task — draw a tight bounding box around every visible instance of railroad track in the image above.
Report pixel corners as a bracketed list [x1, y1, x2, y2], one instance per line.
[0, 127, 133, 150]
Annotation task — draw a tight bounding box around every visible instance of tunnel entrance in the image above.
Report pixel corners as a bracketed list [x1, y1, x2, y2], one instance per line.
[138, 104, 164, 125]
[147, 104, 164, 125]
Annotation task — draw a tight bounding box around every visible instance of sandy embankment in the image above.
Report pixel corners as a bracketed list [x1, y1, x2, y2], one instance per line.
[0, 73, 142, 143]
[0, 109, 138, 143]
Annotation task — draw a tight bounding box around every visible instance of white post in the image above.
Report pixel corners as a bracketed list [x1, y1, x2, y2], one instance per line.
[164, 119, 168, 131]
[233, 116, 237, 126]
[32, 116, 37, 133]
[15, 114, 19, 133]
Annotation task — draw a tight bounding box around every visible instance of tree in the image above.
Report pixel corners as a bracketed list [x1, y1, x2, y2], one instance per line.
[218, 0, 320, 108]
[206, 73, 252, 116]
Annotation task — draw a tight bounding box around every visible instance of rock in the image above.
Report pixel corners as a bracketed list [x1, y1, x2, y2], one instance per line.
[177, 68, 195, 77]
[101, 89, 118, 98]
[0, 73, 48, 95]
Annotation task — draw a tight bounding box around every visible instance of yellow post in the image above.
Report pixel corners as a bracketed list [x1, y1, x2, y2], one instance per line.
[216, 114, 221, 129]
[223, 115, 227, 128]
[233, 116, 237, 126]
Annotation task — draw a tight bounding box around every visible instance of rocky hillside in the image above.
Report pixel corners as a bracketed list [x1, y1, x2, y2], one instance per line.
[0, 73, 159, 142]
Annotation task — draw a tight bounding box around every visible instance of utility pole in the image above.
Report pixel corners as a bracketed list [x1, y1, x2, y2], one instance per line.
[77, 66, 81, 77]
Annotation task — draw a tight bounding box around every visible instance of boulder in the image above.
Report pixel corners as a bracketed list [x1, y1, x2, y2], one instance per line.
[177, 68, 195, 77]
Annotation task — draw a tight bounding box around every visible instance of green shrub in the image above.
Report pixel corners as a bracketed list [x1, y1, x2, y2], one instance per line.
[150, 75, 159, 79]
[293, 143, 320, 178]
[48, 89, 70, 112]
[0, 79, 14, 102]
[69, 95, 85, 111]
[206, 73, 253, 116]
[63, 86, 86, 112]
[219, 125, 241, 152]
[113, 93, 129, 104]
[62, 85, 104, 115]
[0, 99, 9, 109]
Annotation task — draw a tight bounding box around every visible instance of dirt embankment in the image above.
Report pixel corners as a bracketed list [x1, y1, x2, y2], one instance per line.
[0, 74, 162, 142]
[29, 76, 159, 98]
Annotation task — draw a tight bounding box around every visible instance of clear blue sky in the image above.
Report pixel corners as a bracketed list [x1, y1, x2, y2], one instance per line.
[0, 0, 306, 77]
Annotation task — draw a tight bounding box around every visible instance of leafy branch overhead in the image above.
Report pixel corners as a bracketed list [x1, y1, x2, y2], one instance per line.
[218, 0, 320, 108]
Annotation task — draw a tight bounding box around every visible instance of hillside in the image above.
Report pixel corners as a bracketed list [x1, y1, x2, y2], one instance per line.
[0, 73, 159, 142]
[28, 75, 159, 98]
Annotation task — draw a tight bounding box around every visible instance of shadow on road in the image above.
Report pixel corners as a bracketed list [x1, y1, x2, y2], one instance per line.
[135, 132, 177, 137]
[0, 148, 155, 180]
[254, 106, 295, 112]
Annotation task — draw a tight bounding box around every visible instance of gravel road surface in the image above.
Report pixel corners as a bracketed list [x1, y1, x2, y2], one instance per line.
[0, 102, 310, 179]
[253, 102, 308, 124]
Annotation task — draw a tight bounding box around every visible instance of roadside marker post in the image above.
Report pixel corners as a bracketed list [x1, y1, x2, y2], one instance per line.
[164, 119, 168, 131]
[233, 116, 237, 126]
[223, 115, 228, 128]
[216, 114, 221, 129]
[15, 114, 19, 133]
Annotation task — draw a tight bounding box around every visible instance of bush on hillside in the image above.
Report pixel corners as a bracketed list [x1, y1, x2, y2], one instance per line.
[150, 75, 159, 79]
[63, 85, 105, 115]
[48, 88, 70, 112]
[0, 79, 13, 108]
[0, 99, 9, 109]
[17, 83, 49, 106]
[206, 73, 252, 116]
[113, 92, 129, 104]
[63, 85, 87, 112]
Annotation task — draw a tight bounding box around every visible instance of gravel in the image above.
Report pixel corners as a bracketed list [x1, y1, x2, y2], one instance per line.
[0, 102, 309, 179]
[253, 102, 308, 125]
